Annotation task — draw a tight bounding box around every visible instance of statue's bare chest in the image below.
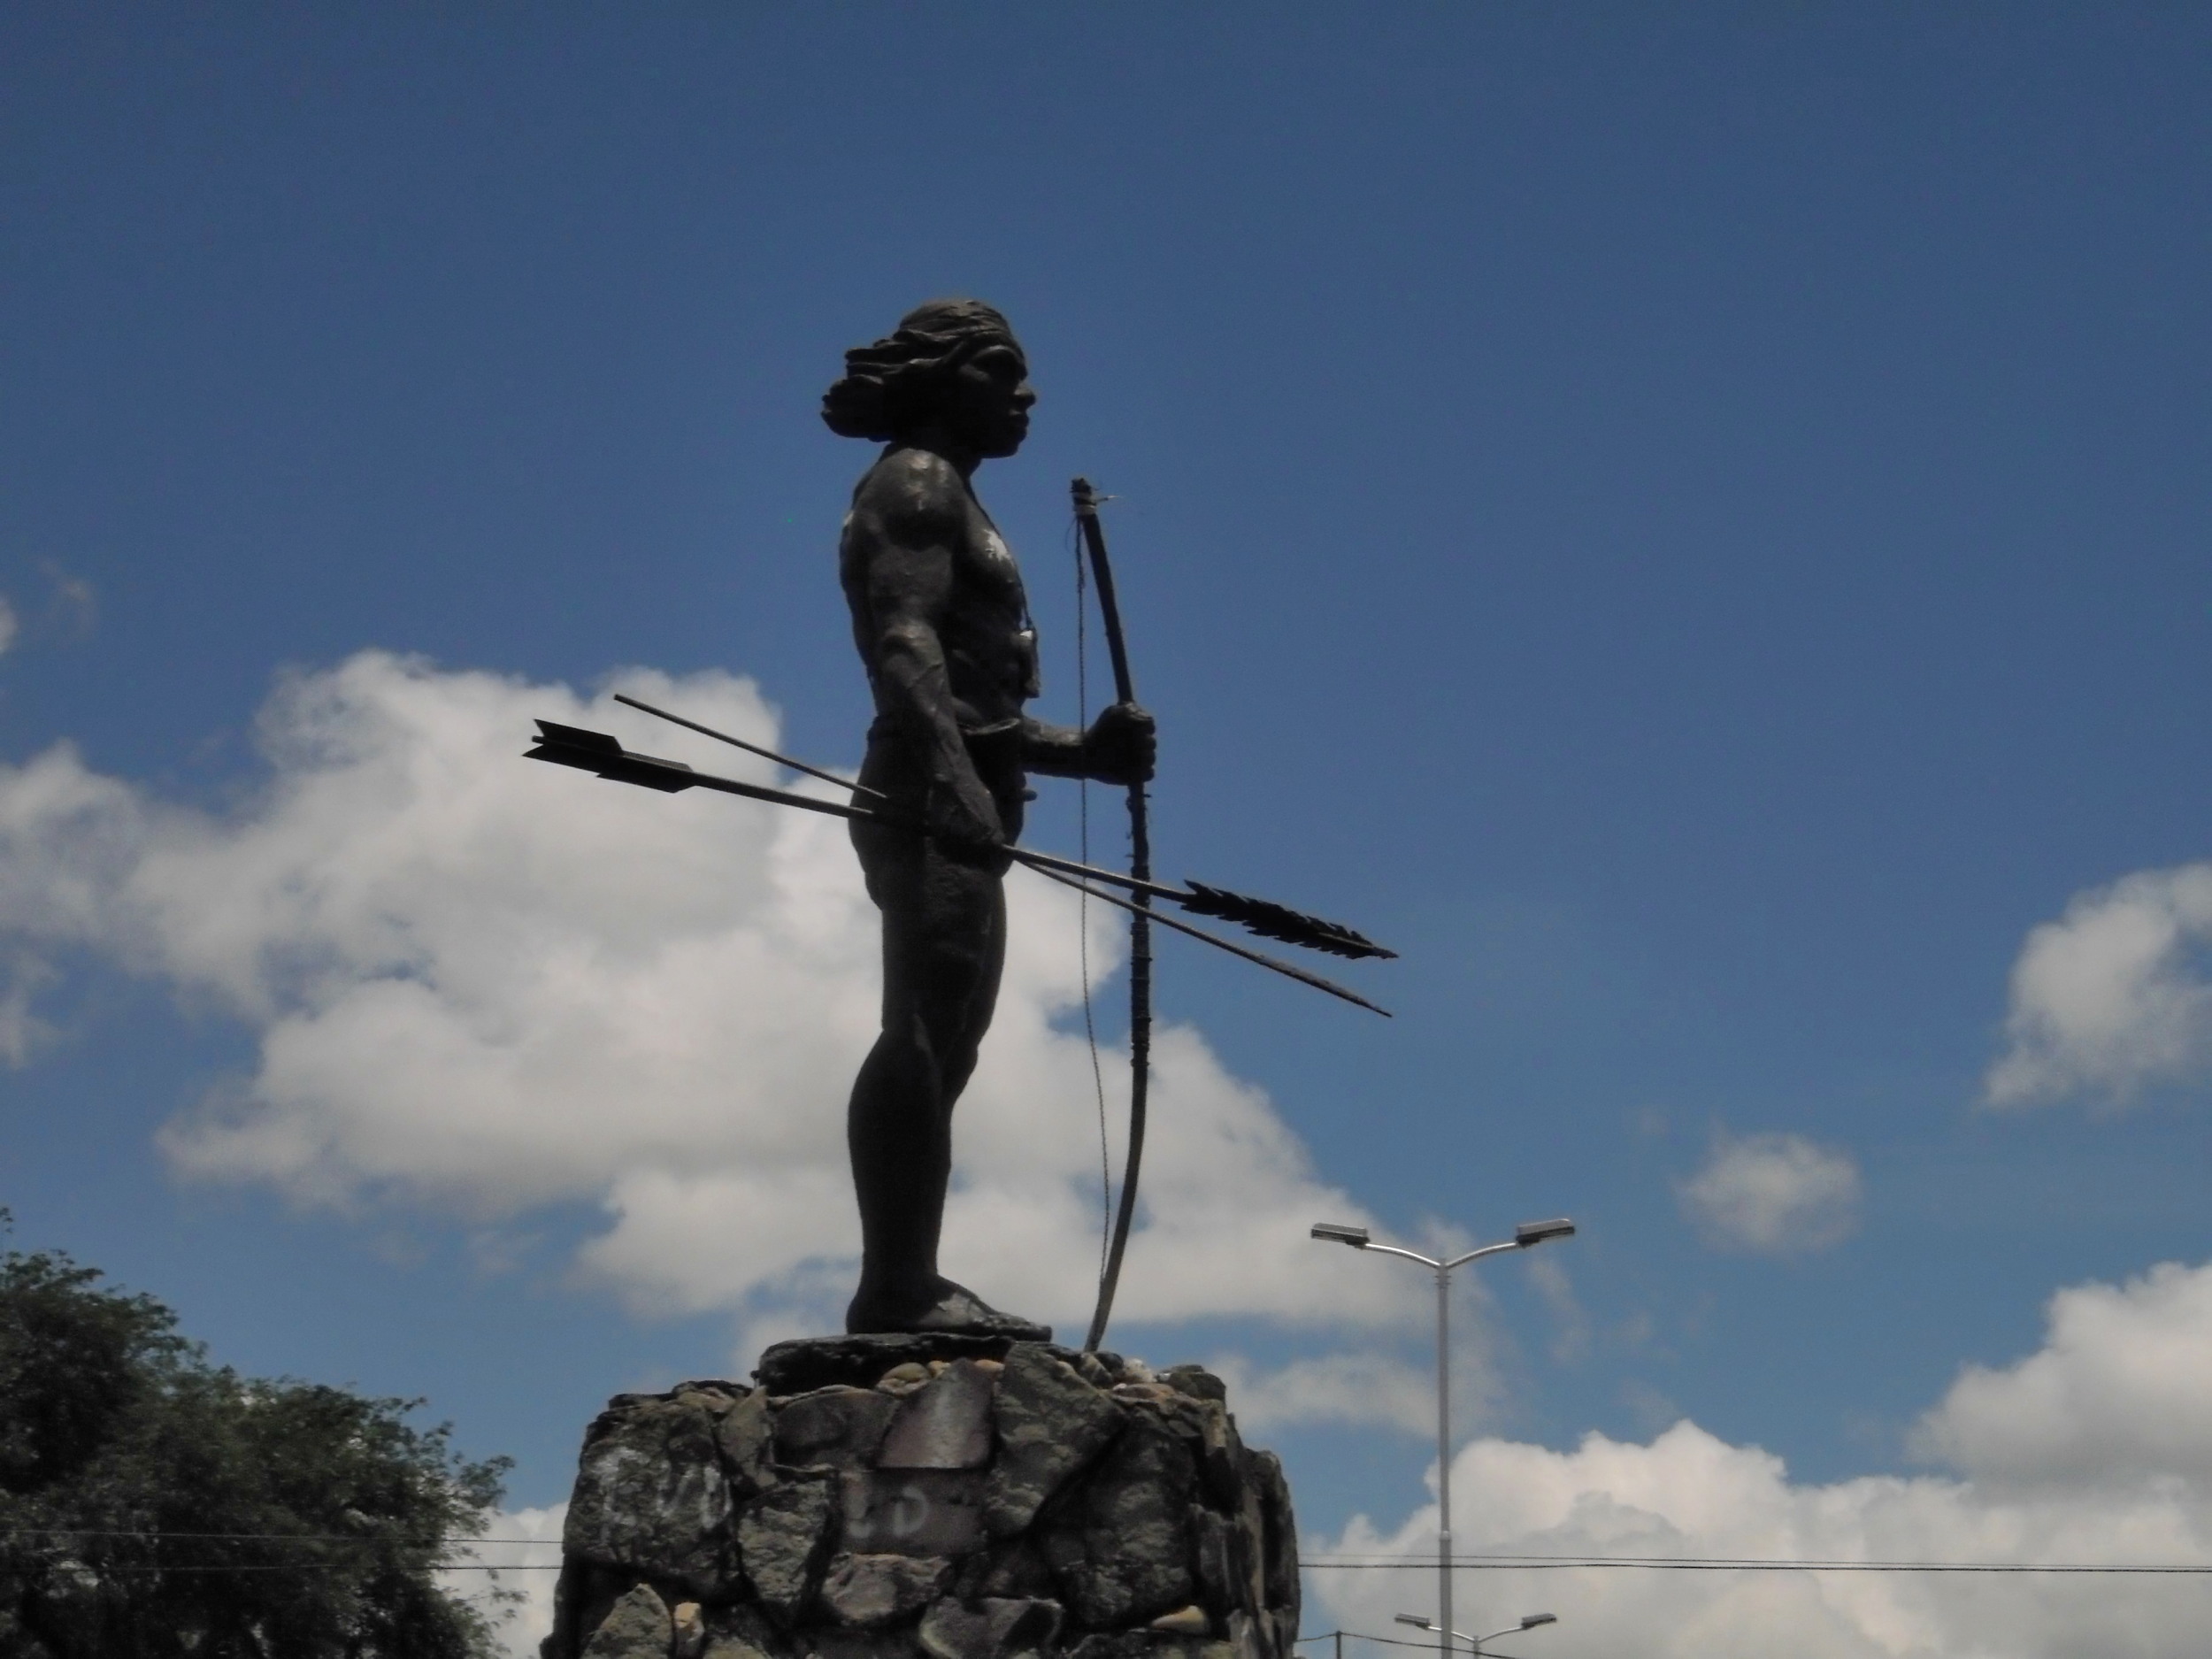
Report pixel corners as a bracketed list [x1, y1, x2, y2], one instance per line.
[963, 518, 1025, 610]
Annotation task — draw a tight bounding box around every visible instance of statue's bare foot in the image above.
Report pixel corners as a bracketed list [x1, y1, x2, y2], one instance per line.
[846, 1277, 1050, 1341]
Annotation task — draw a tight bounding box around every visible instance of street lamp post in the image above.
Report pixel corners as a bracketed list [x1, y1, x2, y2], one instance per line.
[1312, 1217, 1576, 1659]
[1394, 1612, 1560, 1657]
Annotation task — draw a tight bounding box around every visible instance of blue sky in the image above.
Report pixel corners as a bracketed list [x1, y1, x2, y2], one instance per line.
[5, 7, 2212, 1654]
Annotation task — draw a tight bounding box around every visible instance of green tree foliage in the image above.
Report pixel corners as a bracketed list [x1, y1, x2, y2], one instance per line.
[0, 1227, 514, 1658]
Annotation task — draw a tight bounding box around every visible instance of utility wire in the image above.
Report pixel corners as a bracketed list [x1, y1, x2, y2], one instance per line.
[1302, 1556, 2212, 1574]
[1295, 1634, 1461, 1651]
[1293, 1635, 1538, 1659]
[11, 1563, 549, 1575]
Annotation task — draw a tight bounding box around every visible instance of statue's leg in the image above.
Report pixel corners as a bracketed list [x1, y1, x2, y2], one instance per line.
[935, 872, 1007, 1123]
[845, 829, 1033, 1334]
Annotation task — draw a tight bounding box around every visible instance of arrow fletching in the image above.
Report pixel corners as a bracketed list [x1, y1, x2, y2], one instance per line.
[526, 719, 700, 793]
[1178, 880, 1397, 961]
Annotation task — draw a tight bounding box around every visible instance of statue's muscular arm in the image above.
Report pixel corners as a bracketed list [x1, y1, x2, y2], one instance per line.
[847, 456, 1004, 849]
[1018, 715, 1089, 777]
[847, 452, 1154, 821]
[1023, 706, 1156, 786]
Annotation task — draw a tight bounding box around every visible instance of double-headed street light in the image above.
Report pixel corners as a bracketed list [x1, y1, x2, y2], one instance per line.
[1311, 1217, 1577, 1659]
[1395, 1611, 1559, 1657]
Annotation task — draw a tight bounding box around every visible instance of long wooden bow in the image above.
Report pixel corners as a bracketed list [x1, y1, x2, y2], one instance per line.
[1073, 477, 1150, 1355]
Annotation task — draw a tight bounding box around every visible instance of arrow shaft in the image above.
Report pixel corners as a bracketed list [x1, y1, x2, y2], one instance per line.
[527, 731, 1386, 1001]
[1025, 864, 1391, 1018]
[612, 691, 889, 800]
[603, 697, 1391, 959]
[1003, 842, 1181, 905]
[652, 758, 879, 824]
[604, 695, 1209, 905]
[541, 731, 1187, 899]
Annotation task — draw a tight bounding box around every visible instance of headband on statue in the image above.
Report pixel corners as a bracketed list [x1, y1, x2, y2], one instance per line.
[822, 299, 1023, 442]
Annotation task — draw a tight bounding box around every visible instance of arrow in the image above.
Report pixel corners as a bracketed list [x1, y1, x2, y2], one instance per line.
[611, 692, 889, 802]
[1025, 864, 1392, 1018]
[523, 718, 1393, 1009]
[541, 710, 1394, 963]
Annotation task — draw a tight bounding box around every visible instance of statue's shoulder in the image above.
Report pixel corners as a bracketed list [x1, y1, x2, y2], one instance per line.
[851, 447, 969, 534]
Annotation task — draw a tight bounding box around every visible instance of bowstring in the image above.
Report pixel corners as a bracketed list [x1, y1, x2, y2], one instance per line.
[1071, 515, 1111, 1279]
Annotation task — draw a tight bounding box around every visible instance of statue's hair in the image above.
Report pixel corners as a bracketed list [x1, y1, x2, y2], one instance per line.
[821, 298, 1023, 442]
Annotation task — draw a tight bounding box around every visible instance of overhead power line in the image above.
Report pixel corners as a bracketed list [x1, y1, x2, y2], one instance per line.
[4, 1563, 549, 1576]
[4, 1529, 512, 1543]
[1298, 1632, 1482, 1650]
[1304, 1555, 2212, 1574]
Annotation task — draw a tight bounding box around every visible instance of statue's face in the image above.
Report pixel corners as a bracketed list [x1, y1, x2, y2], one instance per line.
[938, 342, 1035, 458]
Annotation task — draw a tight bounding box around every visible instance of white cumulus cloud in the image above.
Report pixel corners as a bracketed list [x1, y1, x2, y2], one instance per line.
[1986, 864, 2212, 1108]
[448, 1501, 565, 1659]
[0, 650, 1412, 1340]
[1675, 1131, 1860, 1255]
[1913, 1260, 2212, 1490]
[1318, 1260, 2212, 1659]
[1207, 1352, 1455, 1439]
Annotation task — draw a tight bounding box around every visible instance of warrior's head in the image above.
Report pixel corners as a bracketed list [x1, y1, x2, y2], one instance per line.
[822, 299, 1034, 462]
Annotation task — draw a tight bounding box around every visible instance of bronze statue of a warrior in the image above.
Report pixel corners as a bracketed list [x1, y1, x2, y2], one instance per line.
[521, 299, 1391, 1344]
[823, 299, 1154, 1339]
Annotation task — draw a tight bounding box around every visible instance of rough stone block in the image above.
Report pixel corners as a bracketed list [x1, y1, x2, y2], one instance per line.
[670, 1380, 750, 1402]
[717, 1390, 779, 1497]
[1033, 1519, 1085, 1581]
[741, 1477, 837, 1621]
[565, 1396, 734, 1594]
[1232, 1476, 1268, 1618]
[758, 1334, 1017, 1395]
[1112, 1388, 1241, 1516]
[879, 1360, 996, 1469]
[949, 1538, 1056, 1602]
[1053, 1416, 1194, 1628]
[984, 1345, 1125, 1537]
[799, 1631, 922, 1659]
[1192, 1403, 1244, 1513]
[841, 1469, 987, 1556]
[1158, 1366, 1227, 1405]
[672, 1601, 707, 1659]
[584, 1583, 674, 1659]
[1189, 1508, 1237, 1618]
[918, 1594, 1064, 1659]
[777, 1387, 900, 1471]
[700, 1607, 782, 1659]
[1250, 1452, 1298, 1623]
[820, 1554, 955, 1627]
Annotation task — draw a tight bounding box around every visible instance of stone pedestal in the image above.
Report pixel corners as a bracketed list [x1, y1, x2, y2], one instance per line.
[542, 1335, 1300, 1659]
